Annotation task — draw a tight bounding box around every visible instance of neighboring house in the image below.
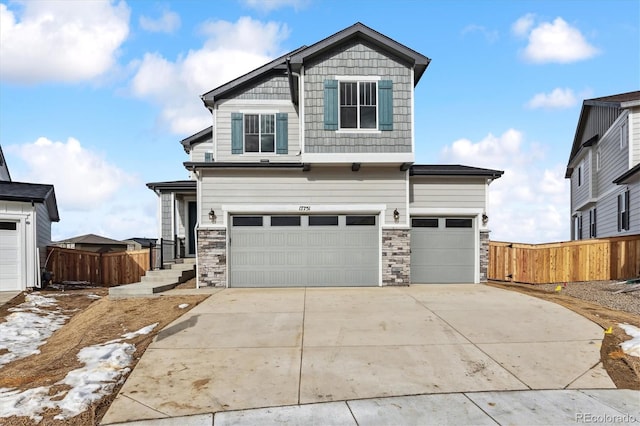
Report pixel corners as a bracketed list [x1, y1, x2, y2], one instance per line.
[125, 237, 157, 250]
[0, 146, 60, 291]
[566, 91, 640, 240]
[54, 233, 131, 253]
[149, 22, 503, 288]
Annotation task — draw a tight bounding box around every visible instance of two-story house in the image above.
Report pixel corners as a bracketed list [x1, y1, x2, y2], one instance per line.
[148, 22, 503, 288]
[566, 91, 640, 240]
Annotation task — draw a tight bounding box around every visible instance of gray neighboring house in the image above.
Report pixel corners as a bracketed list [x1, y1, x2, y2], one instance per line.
[566, 91, 640, 240]
[149, 22, 503, 288]
[54, 233, 132, 253]
[0, 145, 60, 290]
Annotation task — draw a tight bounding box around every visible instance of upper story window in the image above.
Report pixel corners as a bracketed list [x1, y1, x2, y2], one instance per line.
[618, 189, 630, 231]
[244, 114, 275, 153]
[577, 164, 582, 187]
[340, 81, 377, 129]
[231, 112, 288, 155]
[324, 78, 393, 132]
[620, 122, 628, 149]
[596, 150, 601, 172]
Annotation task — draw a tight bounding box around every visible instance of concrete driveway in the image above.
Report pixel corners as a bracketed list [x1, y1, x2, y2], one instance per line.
[102, 285, 614, 424]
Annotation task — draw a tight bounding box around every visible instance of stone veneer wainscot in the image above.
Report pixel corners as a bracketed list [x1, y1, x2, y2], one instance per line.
[197, 228, 226, 287]
[382, 228, 410, 285]
[480, 230, 490, 283]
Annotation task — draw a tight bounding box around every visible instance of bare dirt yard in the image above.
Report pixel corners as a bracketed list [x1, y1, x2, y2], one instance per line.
[489, 280, 640, 390]
[0, 285, 207, 425]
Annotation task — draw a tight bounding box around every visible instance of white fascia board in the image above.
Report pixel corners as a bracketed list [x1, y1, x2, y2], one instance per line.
[410, 207, 484, 216]
[335, 75, 381, 81]
[222, 204, 387, 214]
[621, 100, 640, 108]
[301, 152, 414, 163]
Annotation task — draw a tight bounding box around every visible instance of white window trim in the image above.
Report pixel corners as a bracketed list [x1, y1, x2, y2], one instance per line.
[243, 113, 276, 154]
[337, 79, 379, 131]
[335, 75, 381, 81]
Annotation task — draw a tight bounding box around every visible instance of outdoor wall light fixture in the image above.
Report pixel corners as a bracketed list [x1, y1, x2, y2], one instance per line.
[482, 213, 489, 225]
[208, 209, 216, 222]
[393, 208, 400, 221]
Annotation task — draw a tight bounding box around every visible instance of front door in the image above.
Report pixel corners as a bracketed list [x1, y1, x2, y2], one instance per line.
[188, 202, 197, 255]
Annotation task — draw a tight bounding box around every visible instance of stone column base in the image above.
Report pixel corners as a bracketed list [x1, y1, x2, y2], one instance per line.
[382, 228, 410, 286]
[480, 229, 490, 283]
[197, 228, 226, 287]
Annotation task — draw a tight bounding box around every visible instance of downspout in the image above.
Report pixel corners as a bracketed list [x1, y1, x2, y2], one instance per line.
[287, 57, 304, 155]
[286, 58, 297, 106]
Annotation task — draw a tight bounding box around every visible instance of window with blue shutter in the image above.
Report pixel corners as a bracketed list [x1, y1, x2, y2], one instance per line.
[324, 80, 338, 130]
[276, 113, 288, 154]
[378, 80, 393, 131]
[231, 112, 243, 154]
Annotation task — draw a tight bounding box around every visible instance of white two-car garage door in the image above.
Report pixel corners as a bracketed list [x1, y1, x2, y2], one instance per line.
[230, 214, 379, 287]
[411, 217, 475, 284]
[0, 221, 21, 291]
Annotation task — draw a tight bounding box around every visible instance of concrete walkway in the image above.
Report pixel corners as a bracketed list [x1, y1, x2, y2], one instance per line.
[102, 285, 624, 425]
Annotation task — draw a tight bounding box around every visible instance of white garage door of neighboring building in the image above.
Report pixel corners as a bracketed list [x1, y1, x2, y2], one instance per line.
[411, 217, 475, 284]
[230, 214, 379, 287]
[0, 221, 21, 291]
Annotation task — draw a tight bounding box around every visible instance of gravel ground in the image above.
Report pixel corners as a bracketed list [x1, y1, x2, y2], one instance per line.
[527, 280, 640, 315]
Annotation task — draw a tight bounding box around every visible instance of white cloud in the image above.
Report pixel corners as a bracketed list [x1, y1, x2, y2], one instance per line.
[240, 0, 309, 12]
[511, 13, 535, 37]
[139, 9, 181, 33]
[130, 17, 290, 134]
[461, 24, 499, 43]
[514, 16, 599, 63]
[0, 1, 130, 84]
[6, 137, 156, 241]
[526, 88, 577, 109]
[441, 130, 570, 243]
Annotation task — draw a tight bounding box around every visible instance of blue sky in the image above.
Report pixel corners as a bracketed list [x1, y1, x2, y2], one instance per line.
[1, 0, 638, 243]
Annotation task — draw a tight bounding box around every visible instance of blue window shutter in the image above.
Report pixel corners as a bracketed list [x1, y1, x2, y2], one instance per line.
[276, 113, 288, 154]
[324, 80, 338, 130]
[231, 113, 243, 154]
[378, 80, 393, 131]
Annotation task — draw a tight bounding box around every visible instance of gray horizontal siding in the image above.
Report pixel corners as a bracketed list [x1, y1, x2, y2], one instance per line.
[189, 133, 214, 162]
[200, 167, 406, 225]
[303, 39, 412, 154]
[215, 103, 300, 162]
[631, 107, 640, 167]
[594, 183, 640, 238]
[35, 203, 51, 268]
[596, 115, 629, 197]
[410, 177, 486, 209]
[572, 151, 591, 211]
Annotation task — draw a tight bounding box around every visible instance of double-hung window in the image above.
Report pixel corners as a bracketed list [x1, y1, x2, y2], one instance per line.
[244, 114, 275, 153]
[589, 208, 597, 238]
[339, 81, 377, 129]
[618, 189, 630, 231]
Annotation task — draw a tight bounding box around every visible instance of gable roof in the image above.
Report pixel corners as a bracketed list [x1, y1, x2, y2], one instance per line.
[0, 145, 11, 182]
[56, 233, 127, 246]
[410, 164, 503, 178]
[180, 126, 212, 153]
[201, 22, 430, 106]
[147, 180, 196, 192]
[289, 22, 430, 85]
[0, 180, 59, 221]
[567, 91, 640, 175]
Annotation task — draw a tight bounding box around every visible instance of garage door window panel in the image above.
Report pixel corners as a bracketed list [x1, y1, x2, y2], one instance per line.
[412, 218, 438, 228]
[0, 222, 18, 230]
[271, 216, 301, 226]
[446, 218, 473, 228]
[233, 216, 263, 226]
[309, 216, 339, 226]
[346, 215, 376, 226]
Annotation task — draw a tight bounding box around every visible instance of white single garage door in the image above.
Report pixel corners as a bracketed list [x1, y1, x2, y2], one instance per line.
[411, 217, 475, 284]
[230, 214, 379, 287]
[0, 221, 21, 291]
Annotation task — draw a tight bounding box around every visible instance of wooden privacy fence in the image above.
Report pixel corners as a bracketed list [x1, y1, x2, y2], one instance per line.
[46, 247, 151, 286]
[489, 235, 640, 284]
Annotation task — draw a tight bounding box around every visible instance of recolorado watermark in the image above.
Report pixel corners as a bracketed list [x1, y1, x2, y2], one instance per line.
[576, 412, 638, 423]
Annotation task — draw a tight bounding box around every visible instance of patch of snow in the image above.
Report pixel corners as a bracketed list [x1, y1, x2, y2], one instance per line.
[0, 295, 68, 367]
[619, 323, 640, 357]
[178, 303, 189, 309]
[86, 294, 101, 299]
[121, 323, 158, 339]
[0, 323, 157, 420]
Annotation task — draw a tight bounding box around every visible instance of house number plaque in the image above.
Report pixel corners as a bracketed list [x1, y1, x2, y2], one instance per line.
[298, 205, 310, 211]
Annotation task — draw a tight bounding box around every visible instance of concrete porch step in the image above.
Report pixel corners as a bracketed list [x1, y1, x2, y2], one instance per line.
[109, 263, 195, 298]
